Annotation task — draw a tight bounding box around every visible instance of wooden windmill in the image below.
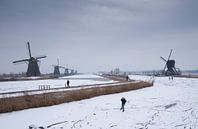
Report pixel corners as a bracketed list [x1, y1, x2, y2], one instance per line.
[160, 49, 181, 76]
[13, 42, 46, 76]
[52, 58, 65, 76]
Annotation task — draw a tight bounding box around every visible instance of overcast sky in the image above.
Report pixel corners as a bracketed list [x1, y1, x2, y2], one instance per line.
[0, 0, 198, 74]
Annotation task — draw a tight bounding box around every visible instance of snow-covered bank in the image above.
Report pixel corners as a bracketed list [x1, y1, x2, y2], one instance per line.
[0, 74, 115, 94]
[0, 75, 198, 129]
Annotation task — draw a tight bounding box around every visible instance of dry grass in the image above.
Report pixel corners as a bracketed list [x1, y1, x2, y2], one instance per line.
[0, 81, 153, 113]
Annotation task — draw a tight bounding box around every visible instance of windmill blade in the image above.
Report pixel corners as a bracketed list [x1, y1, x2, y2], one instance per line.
[27, 42, 32, 58]
[35, 55, 47, 60]
[57, 58, 60, 66]
[13, 59, 29, 63]
[163, 63, 167, 72]
[167, 49, 172, 61]
[160, 56, 167, 62]
[160, 56, 167, 73]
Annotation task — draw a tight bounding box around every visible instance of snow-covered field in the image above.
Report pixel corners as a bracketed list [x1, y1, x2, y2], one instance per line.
[0, 75, 198, 129]
[0, 74, 115, 94]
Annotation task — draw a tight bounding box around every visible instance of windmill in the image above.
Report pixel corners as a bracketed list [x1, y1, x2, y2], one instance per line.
[62, 67, 75, 76]
[52, 59, 60, 76]
[62, 66, 77, 76]
[160, 49, 181, 76]
[52, 59, 65, 76]
[13, 42, 46, 77]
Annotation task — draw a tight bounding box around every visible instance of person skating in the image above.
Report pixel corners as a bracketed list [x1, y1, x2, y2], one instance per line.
[120, 97, 127, 112]
[67, 80, 70, 87]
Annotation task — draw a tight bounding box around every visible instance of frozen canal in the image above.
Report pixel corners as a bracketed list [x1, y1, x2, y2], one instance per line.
[0, 75, 197, 129]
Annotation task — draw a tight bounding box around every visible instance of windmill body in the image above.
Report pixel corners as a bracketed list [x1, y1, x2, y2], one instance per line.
[53, 66, 60, 75]
[13, 42, 46, 77]
[26, 57, 41, 76]
[53, 59, 61, 76]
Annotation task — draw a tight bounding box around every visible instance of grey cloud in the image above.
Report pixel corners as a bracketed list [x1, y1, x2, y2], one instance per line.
[0, 0, 198, 74]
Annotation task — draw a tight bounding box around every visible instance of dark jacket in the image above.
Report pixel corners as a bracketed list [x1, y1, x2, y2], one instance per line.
[121, 97, 126, 104]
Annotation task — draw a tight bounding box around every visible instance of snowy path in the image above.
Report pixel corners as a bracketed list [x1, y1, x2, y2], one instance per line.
[0, 74, 116, 94]
[0, 76, 198, 129]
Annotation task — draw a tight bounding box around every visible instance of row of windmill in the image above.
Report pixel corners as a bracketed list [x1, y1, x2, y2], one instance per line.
[53, 58, 77, 76]
[13, 42, 77, 77]
[13, 42, 181, 77]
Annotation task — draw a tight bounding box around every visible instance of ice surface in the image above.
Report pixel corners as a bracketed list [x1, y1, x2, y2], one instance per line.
[0, 75, 198, 129]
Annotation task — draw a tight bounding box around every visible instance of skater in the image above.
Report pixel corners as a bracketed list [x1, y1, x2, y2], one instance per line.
[67, 80, 70, 87]
[126, 75, 129, 81]
[120, 97, 127, 112]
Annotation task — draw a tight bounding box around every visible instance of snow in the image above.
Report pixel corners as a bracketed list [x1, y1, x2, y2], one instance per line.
[0, 74, 115, 94]
[0, 75, 198, 129]
[129, 75, 154, 82]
